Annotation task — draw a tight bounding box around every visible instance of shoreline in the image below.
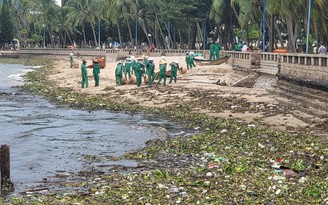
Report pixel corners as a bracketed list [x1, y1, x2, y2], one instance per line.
[0, 56, 327, 204]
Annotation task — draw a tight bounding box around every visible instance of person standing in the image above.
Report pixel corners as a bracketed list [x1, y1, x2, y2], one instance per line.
[169, 61, 179, 84]
[234, 41, 243, 51]
[318, 44, 327, 55]
[215, 42, 222, 60]
[135, 61, 145, 87]
[81, 60, 88, 88]
[115, 61, 123, 85]
[185, 52, 191, 70]
[157, 58, 167, 86]
[241, 43, 248, 52]
[189, 52, 196, 69]
[124, 58, 132, 81]
[146, 58, 156, 85]
[209, 43, 216, 61]
[70, 52, 74, 68]
[130, 56, 137, 75]
[93, 59, 100, 87]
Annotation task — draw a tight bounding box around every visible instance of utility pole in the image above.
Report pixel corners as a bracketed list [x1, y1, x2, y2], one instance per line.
[306, 0, 313, 54]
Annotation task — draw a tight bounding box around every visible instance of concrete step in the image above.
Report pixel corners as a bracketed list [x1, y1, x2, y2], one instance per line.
[277, 81, 328, 103]
[270, 94, 326, 124]
[272, 83, 328, 112]
[267, 87, 328, 119]
[275, 84, 328, 106]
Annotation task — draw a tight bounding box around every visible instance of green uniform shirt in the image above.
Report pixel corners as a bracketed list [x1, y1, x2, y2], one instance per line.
[147, 62, 155, 74]
[210, 44, 216, 52]
[116, 63, 123, 76]
[93, 63, 100, 75]
[170, 63, 178, 72]
[81, 64, 87, 75]
[159, 63, 167, 75]
[135, 63, 144, 76]
[215, 44, 221, 52]
[124, 62, 131, 71]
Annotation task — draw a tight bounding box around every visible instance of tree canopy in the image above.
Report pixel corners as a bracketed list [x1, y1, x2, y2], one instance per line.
[1, 0, 328, 52]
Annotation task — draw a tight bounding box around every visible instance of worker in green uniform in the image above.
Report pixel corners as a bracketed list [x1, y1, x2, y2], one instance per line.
[209, 43, 216, 61]
[185, 52, 190, 70]
[157, 58, 167, 86]
[115, 61, 123, 85]
[146, 58, 156, 85]
[124, 58, 132, 81]
[70, 53, 74, 68]
[144, 56, 149, 68]
[215, 42, 222, 60]
[234, 41, 243, 51]
[130, 56, 137, 75]
[189, 52, 196, 69]
[169, 61, 179, 83]
[81, 60, 88, 88]
[135, 61, 144, 87]
[93, 59, 100, 87]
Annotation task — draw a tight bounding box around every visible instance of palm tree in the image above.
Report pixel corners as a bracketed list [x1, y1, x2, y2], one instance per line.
[65, 0, 100, 47]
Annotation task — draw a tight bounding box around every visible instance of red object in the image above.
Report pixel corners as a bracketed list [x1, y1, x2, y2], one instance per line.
[276, 158, 283, 163]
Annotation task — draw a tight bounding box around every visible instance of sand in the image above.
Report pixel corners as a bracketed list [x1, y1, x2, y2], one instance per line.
[47, 55, 311, 132]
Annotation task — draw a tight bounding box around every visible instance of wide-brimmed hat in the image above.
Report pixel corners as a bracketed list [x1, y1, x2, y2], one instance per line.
[159, 60, 166, 64]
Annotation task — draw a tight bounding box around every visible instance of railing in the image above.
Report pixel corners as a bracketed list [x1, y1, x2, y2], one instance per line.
[222, 51, 328, 86]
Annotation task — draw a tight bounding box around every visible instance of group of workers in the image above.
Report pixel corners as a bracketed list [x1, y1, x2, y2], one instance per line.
[209, 42, 222, 61]
[79, 55, 181, 89]
[115, 56, 180, 87]
[185, 52, 196, 69]
[80, 58, 100, 88]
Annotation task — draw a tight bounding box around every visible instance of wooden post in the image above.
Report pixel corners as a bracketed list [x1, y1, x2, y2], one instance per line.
[1, 145, 14, 192]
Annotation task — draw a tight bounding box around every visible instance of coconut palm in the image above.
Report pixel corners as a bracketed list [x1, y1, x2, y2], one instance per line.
[65, 0, 100, 47]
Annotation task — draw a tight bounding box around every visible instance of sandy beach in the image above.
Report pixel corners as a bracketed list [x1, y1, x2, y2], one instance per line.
[46, 55, 314, 133]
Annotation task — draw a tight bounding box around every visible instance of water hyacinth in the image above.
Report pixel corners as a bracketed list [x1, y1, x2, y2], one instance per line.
[0, 57, 326, 204]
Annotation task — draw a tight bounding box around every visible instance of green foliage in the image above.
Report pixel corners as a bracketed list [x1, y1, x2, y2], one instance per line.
[0, 0, 15, 44]
[29, 34, 43, 44]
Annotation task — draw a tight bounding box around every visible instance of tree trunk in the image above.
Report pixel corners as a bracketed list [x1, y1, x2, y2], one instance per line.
[188, 23, 197, 49]
[126, 18, 134, 48]
[178, 28, 182, 49]
[116, 21, 123, 47]
[140, 20, 151, 45]
[274, 19, 285, 49]
[154, 23, 160, 48]
[90, 22, 98, 47]
[286, 18, 297, 53]
[268, 15, 274, 52]
[155, 13, 166, 49]
[65, 29, 73, 46]
[82, 26, 87, 47]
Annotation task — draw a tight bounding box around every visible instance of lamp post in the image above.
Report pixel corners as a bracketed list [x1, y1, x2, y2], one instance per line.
[98, 19, 101, 49]
[306, 0, 313, 54]
[262, 0, 266, 52]
[135, 0, 138, 50]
